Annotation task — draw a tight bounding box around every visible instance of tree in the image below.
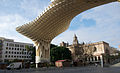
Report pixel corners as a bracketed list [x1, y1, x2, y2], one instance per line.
[50, 44, 57, 49]
[30, 47, 36, 62]
[25, 45, 36, 62]
[50, 46, 72, 62]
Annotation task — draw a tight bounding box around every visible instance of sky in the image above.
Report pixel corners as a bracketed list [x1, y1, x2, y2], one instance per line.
[0, 0, 120, 49]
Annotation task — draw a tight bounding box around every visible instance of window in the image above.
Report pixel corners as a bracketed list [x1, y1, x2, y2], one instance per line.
[5, 55, 7, 57]
[6, 47, 8, 50]
[98, 56, 101, 60]
[43, 46, 44, 49]
[95, 57, 97, 61]
[40, 42, 42, 45]
[17, 52, 19, 54]
[9, 43, 14, 47]
[15, 44, 19, 47]
[94, 47, 97, 52]
[29, 52, 31, 54]
[6, 51, 8, 54]
[20, 45, 24, 48]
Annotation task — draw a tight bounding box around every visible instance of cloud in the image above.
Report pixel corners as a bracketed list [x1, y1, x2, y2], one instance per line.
[20, 0, 50, 18]
[52, 2, 120, 49]
[0, 14, 32, 43]
[0, 0, 51, 44]
[0, 0, 119, 49]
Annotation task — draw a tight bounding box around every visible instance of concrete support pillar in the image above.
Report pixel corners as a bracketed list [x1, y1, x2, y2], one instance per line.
[96, 56, 99, 61]
[90, 57, 92, 61]
[87, 58, 89, 61]
[34, 41, 50, 68]
[93, 57, 95, 61]
[100, 55, 103, 67]
[36, 63, 38, 68]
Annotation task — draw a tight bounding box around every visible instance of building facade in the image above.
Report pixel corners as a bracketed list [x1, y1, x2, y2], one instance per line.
[60, 34, 116, 64]
[0, 37, 33, 62]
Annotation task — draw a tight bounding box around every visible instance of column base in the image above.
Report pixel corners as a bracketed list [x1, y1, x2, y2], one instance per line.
[36, 63, 38, 68]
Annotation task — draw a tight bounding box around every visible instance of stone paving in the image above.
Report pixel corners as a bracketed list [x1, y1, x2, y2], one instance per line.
[0, 67, 120, 73]
[111, 62, 120, 67]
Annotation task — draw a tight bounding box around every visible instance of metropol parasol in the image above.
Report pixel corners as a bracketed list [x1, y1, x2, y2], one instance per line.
[16, 0, 120, 68]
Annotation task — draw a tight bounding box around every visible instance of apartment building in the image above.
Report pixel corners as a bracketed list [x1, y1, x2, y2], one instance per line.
[0, 37, 33, 62]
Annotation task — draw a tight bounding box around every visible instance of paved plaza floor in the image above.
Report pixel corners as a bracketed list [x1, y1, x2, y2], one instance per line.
[0, 67, 120, 73]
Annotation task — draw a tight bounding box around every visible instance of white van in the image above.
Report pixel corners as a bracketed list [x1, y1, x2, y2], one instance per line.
[7, 62, 22, 70]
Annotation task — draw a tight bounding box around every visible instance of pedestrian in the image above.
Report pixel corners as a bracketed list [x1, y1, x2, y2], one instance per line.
[95, 63, 97, 67]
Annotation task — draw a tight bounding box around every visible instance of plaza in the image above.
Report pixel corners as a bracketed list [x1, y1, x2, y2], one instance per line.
[0, 0, 119, 71]
[16, 0, 119, 68]
[1, 66, 120, 73]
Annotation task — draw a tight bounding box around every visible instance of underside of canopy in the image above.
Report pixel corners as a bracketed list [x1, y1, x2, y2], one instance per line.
[16, 0, 117, 43]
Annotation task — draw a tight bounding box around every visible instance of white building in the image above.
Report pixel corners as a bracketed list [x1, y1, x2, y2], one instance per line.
[0, 37, 33, 62]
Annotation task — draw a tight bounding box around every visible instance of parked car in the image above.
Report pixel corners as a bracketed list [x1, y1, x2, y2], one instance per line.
[6, 62, 22, 70]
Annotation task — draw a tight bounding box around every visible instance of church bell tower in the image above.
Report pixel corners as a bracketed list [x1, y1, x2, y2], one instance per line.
[73, 34, 79, 45]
